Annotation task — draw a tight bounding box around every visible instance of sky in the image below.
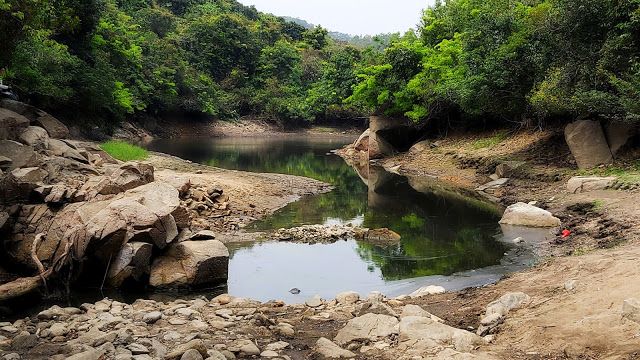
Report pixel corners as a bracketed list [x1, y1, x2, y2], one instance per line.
[237, 0, 434, 36]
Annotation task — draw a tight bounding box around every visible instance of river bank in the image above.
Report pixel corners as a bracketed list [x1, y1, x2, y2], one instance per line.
[338, 128, 640, 358]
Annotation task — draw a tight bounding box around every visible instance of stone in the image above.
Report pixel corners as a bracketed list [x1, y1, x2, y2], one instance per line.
[49, 323, 68, 337]
[0, 140, 38, 170]
[567, 176, 617, 194]
[48, 139, 87, 163]
[142, 311, 162, 324]
[334, 313, 399, 345]
[259, 350, 279, 358]
[356, 301, 397, 317]
[165, 340, 208, 359]
[401, 304, 444, 323]
[499, 202, 561, 228]
[11, 167, 48, 184]
[336, 291, 360, 305]
[399, 316, 483, 352]
[368, 131, 396, 159]
[108, 162, 155, 193]
[149, 240, 229, 288]
[236, 340, 260, 356]
[564, 279, 578, 292]
[409, 285, 446, 297]
[315, 337, 356, 359]
[181, 349, 203, 360]
[108, 242, 153, 287]
[264, 341, 289, 352]
[485, 292, 531, 317]
[18, 126, 49, 149]
[189, 230, 216, 240]
[476, 178, 509, 192]
[127, 343, 150, 355]
[66, 349, 104, 360]
[605, 121, 636, 155]
[622, 298, 640, 324]
[0, 108, 30, 140]
[274, 323, 295, 337]
[564, 120, 613, 169]
[33, 113, 69, 139]
[305, 295, 323, 308]
[10, 332, 38, 350]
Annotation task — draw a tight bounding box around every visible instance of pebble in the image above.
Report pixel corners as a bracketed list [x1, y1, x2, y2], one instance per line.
[237, 340, 260, 356]
[48, 323, 68, 337]
[142, 311, 162, 324]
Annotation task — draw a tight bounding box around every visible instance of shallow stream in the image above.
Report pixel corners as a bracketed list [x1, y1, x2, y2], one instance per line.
[149, 136, 537, 302]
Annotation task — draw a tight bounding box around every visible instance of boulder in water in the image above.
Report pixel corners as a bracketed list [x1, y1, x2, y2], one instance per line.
[149, 240, 229, 288]
[499, 202, 561, 228]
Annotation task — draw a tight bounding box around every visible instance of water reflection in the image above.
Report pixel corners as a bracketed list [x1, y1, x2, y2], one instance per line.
[150, 136, 513, 301]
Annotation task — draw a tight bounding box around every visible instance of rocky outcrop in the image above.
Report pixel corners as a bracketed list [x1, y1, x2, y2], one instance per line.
[334, 313, 399, 345]
[271, 224, 401, 246]
[0, 108, 30, 141]
[0, 99, 69, 138]
[567, 176, 617, 193]
[0, 140, 39, 170]
[499, 202, 561, 227]
[107, 242, 153, 286]
[19, 126, 49, 150]
[564, 120, 613, 169]
[149, 240, 229, 288]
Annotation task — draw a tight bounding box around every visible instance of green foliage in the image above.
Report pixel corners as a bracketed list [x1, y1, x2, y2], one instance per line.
[2, 0, 366, 125]
[100, 140, 149, 161]
[349, 0, 640, 126]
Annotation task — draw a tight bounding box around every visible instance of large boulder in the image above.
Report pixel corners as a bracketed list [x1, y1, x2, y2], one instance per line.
[79, 162, 154, 198]
[48, 139, 88, 163]
[34, 114, 69, 139]
[564, 120, 613, 169]
[19, 126, 49, 149]
[499, 202, 561, 228]
[398, 316, 483, 352]
[0, 100, 69, 139]
[0, 108, 30, 140]
[107, 242, 153, 286]
[567, 176, 617, 194]
[605, 121, 636, 156]
[368, 131, 396, 159]
[333, 313, 399, 345]
[353, 129, 370, 152]
[149, 240, 229, 288]
[0, 140, 39, 169]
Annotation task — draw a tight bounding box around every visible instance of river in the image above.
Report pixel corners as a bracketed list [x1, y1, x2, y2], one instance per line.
[148, 135, 535, 302]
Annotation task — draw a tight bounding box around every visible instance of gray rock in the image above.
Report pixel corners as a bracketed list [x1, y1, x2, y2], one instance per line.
[567, 176, 617, 194]
[108, 242, 153, 287]
[485, 292, 531, 317]
[48, 139, 87, 163]
[259, 350, 279, 358]
[305, 295, 323, 308]
[499, 202, 561, 228]
[400, 304, 443, 322]
[165, 340, 207, 359]
[48, 323, 68, 337]
[236, 340, 260, 356]
[142, 311, 162, 324]
[0, 108, 30, 141]
[33, 113, 69, 139]
[0, 140, 38, 170]
[399, 316, 482, 352]
[127, 343, 149, 355]
[181, 349, 203, 360]
[334, 313, 399, 345]
[10, 332, 38, 350]
[19, 126, 49, 149]
[3, 354, 20, 360]
[189, 230, 216, 240]
[11, 167, 48, 184]
[565, 120, 613, 169]
[65, 349, 104, 360]
[315, 337, 356, 359]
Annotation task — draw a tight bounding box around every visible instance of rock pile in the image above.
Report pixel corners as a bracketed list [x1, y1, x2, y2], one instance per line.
[271, 224, 401, 246]
[0, 101, 230, 299]
[0, 289, 509, 360]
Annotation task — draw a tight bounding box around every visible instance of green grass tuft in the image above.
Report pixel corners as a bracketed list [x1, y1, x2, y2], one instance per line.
[100, 140, 148, 162]
[471, 131, 509, 150]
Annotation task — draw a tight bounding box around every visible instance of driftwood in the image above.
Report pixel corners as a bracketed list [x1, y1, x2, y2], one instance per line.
[0, 232, 73, 301]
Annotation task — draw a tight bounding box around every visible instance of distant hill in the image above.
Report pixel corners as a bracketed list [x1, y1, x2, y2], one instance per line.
[282, 16, 394, 48]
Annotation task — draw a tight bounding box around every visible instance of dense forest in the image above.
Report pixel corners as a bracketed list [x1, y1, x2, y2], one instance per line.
[0, 0, 368, 125]
[1, 0, 639, 128]
[349, 0, 640, 128]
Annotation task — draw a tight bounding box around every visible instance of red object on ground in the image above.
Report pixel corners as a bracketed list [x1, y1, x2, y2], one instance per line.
[561, 229, 571, 238]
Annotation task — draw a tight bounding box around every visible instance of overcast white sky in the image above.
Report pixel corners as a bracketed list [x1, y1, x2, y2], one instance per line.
[237, 0, 434, 36]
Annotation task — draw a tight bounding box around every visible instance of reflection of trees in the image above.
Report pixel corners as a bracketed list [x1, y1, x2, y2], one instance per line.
[152, 137, 508, 281]
[356, 175, 507, 280]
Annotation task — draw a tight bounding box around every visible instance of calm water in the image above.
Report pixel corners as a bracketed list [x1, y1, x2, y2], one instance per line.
[149, 136, 531, 302]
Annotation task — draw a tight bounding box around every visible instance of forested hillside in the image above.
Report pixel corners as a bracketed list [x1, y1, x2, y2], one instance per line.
[2, 0, 638, 129]
[348, 0, 640, 128]
[0, 0, 366, 125]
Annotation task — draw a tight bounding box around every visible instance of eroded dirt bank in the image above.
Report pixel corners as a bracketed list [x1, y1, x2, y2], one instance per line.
[339, 128, 640, 359]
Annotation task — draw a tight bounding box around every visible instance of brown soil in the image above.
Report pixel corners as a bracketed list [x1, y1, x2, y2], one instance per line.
[359, 129, 640, 359]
